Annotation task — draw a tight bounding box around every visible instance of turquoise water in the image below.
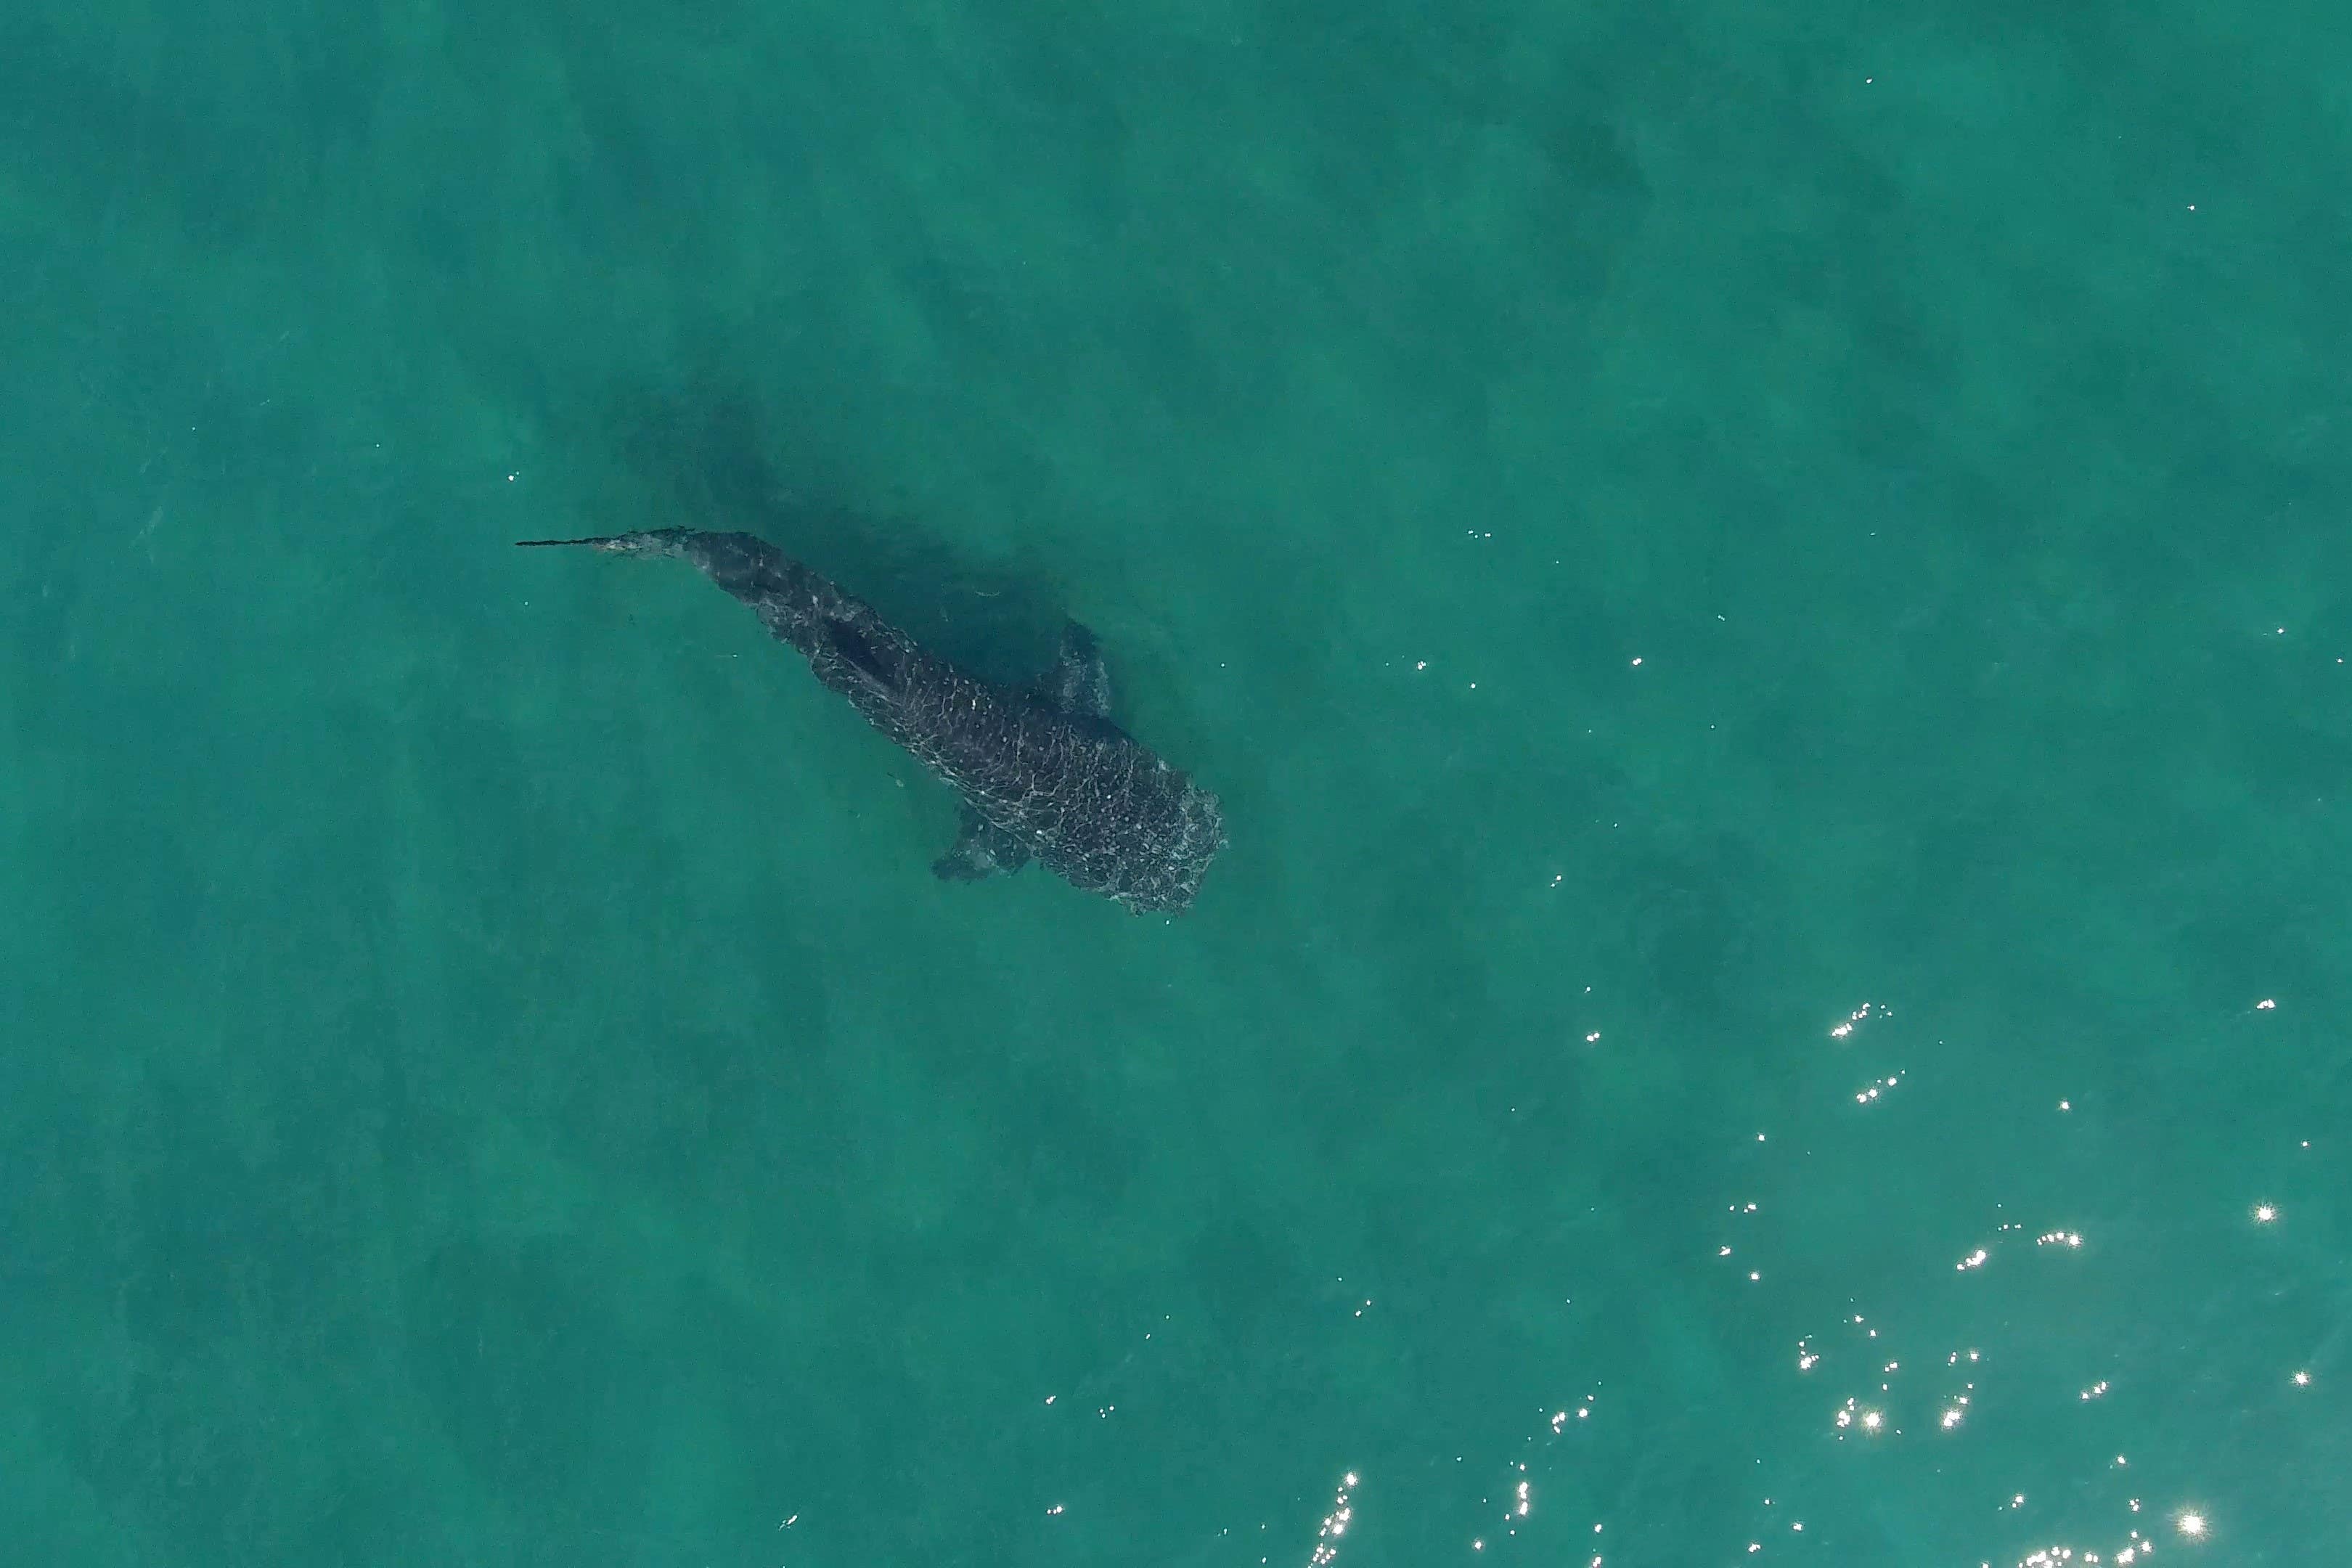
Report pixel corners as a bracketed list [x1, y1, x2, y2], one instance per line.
[4, 1, 2347, 1562]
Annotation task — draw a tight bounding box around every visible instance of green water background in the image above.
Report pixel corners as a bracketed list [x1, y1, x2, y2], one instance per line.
[4, 1, 2347, 1563]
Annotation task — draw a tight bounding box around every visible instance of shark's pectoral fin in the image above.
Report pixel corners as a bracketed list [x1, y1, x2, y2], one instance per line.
[932, 804, 1034, 883]
[1036, 619, 1114, 719]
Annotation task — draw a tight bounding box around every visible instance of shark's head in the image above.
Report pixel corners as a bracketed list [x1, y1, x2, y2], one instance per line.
[1111, 780, 1226, 915]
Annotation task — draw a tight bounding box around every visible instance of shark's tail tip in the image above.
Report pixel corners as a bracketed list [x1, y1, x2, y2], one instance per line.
[515, 530, 685, 555]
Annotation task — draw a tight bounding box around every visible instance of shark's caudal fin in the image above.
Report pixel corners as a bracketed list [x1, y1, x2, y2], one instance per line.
[515, 531, 694, 558]
[515, 534, 640, 552]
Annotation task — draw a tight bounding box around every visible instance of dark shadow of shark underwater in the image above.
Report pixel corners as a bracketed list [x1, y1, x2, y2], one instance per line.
[518, 527, 1226, 914]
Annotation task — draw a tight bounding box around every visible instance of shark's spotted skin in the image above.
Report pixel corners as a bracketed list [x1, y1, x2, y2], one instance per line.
[520, 528, 1225, 914]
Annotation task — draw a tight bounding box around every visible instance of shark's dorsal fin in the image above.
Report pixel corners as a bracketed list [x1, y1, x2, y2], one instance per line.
[933, 804, 1033, 883]
[1038, 620, 1112, 719]
[825, 618, 899, 697]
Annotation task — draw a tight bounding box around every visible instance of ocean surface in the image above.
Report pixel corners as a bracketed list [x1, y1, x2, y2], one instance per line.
[3, 1, 2346, 1564]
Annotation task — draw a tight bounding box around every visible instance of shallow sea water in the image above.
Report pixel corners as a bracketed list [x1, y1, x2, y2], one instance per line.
[2, 2, 2346, 1564]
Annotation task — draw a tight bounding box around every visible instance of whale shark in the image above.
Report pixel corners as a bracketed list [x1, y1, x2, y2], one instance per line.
[518, 527, 1225, 914]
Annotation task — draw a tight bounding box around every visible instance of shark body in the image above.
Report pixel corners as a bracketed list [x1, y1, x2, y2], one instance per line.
[520, 528, 1225, 914]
